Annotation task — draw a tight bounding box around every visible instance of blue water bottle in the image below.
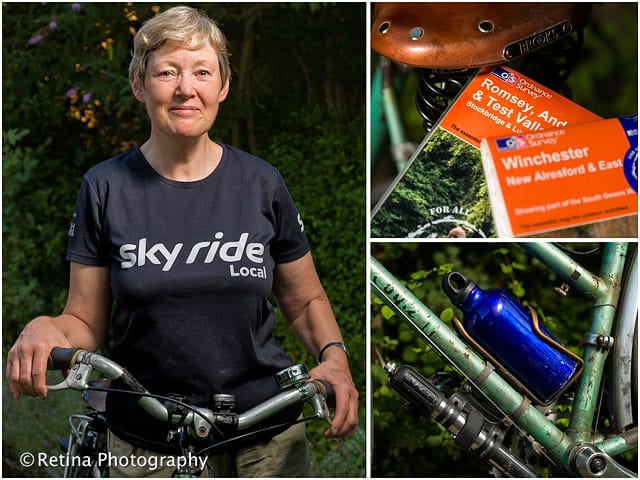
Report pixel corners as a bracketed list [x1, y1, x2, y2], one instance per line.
[442, 272, 579, 404]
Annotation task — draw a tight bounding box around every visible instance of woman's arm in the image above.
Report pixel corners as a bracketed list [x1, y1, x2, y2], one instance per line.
[6, 262, 111, 399]
[273, 252, 359, 439]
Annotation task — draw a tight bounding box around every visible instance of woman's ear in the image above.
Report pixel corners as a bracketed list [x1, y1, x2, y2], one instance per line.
[132, 79, 145, 102]
[218, 78, 230, 103]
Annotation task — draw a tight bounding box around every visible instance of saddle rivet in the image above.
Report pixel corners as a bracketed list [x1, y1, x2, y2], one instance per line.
[478, 20, 494, 33]
[409, 27, 423, 40]
[378, 21, 390, 35]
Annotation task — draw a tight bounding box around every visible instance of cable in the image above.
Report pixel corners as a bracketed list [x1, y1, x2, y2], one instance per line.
[194, 416, 315, 457]
[85, 385, 225, 438]
[85, 385, 318, 455]
[552, 242, 601, 256]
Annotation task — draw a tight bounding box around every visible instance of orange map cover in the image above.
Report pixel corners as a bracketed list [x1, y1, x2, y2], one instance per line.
[481, 116, 638, 236]
[371, 65, 602, 238]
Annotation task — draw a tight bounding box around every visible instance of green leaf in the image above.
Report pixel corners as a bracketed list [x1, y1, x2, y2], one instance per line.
[510, 280, 526, 298]
[381, 305, 396, 320]
[410, 269, 432, 280]
[398, 324, 414, 342]
[437, 263, 454, 275]
[440, 307, 454, 322]
[401, 345, 417, 362]
[500, 262, 513, 275]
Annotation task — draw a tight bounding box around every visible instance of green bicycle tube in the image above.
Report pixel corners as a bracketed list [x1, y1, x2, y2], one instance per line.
[371, 64, 386, 165]
[381, 76, 407, 149]
[596, 431, 639, 457]
[380, 59, 410, 172]
[372, 58, 408, 170]
[520, 242, 609, 300]
[371, 257, 576, 467]
[522, 243, 627, 442]
[571, 243, 626, 442]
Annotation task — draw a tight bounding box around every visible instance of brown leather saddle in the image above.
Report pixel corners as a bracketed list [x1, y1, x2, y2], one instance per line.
[372, 3, 592, 68]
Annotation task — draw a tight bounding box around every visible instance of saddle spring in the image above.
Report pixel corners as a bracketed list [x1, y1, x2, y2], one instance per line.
[517, 28, 586, 98]
[415, 68, 472, 132]
[414, 27, 586, 133]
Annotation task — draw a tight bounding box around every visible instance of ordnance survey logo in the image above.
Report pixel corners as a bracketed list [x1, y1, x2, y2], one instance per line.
[491, 66, 519, 85]
[495, 135, 528, 152]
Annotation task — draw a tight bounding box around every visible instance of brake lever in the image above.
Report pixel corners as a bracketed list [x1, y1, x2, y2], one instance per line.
[311, 393, 332, 425]
[47, 362, 93, 391]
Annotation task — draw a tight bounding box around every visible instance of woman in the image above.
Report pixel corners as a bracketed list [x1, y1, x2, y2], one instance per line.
[6, 6, 358, 477]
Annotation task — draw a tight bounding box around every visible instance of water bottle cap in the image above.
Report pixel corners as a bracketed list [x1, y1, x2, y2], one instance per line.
[442, 272, 476, 306]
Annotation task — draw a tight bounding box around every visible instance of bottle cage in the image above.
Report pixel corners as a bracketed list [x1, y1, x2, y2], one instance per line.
[453, 306, 585, 406]
[372, 2, 592, 68]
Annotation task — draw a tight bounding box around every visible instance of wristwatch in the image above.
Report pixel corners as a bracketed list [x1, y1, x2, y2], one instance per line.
[318, 341, 349, 363]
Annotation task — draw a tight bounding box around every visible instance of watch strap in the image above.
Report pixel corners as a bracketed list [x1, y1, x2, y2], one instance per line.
[318, 341, 349, 363]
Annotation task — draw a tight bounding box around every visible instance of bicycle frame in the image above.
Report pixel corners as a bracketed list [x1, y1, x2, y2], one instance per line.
[371, 58, 414, 175]
[371, 242, 637, 476]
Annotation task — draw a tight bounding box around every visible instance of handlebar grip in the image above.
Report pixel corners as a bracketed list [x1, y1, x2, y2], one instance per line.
[317, 379, 335, 404]
[47, 347, 82, 370]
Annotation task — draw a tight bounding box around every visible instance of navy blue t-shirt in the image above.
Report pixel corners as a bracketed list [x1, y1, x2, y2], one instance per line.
[66, 144, 310, 452]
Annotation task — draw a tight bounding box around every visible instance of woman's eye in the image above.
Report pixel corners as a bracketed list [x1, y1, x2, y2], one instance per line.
[196, 70, 210, 77]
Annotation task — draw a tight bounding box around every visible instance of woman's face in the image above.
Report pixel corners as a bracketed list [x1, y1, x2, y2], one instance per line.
[133, 42, 229, 140]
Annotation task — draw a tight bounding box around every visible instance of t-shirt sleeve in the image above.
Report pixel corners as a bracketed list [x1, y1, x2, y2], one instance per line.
[66, 175, 109, 266]
[270, 171, 310, 264]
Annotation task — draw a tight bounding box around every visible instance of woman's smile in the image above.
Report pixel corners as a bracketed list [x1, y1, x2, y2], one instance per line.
[169, 105, 201, 115]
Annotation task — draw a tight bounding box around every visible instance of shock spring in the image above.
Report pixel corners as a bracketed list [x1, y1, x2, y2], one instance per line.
[415, 68, 471, 132]
[414, 27, 586, 133]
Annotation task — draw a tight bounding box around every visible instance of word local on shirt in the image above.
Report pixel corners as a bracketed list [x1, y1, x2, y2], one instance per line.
[119, 233, 267, 278]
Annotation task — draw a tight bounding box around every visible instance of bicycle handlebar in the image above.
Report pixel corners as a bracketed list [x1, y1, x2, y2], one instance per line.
[46, 348, 331, 440]
[47, 347, 82, 370]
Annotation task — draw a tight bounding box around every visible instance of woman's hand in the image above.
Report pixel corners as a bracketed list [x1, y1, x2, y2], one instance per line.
[5, 316, 73, 399]
[6, 263, 110, 400]
[309, 349, 359, 439]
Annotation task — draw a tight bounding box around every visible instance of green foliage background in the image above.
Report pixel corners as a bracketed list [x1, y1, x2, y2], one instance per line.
[3, 2, 365, 477]
[371, 242, 637, 476]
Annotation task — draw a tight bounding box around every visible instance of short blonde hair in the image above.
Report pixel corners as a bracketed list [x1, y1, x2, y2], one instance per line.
[129, 6, 231, 88]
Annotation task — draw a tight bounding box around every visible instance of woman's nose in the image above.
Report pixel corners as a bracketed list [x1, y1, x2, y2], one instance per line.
[175, 75, 195, 97]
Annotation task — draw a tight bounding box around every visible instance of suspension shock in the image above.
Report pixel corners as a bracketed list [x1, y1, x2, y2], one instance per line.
[385, 363, 536, 477]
